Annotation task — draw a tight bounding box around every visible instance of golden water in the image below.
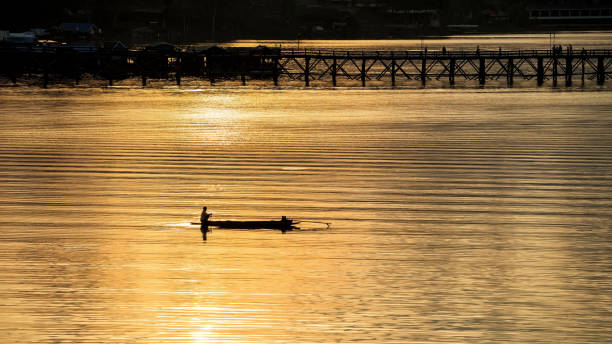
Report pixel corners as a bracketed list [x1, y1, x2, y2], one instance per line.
[1, 87, 611, 343]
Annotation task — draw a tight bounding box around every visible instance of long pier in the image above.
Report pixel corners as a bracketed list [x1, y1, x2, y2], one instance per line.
[1, 47, 611, 88]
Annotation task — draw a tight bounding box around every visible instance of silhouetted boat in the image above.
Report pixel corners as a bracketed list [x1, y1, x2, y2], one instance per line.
[193, 218, 298, 232]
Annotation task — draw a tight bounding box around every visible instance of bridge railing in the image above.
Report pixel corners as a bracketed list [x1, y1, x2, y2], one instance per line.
[279, 48, 612, 58]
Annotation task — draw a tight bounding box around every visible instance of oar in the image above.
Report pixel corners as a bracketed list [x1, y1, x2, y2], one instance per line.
[294, 220, 331, 229]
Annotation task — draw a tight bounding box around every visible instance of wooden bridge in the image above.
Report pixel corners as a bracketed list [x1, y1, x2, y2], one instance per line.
[1, 47, 611, 88]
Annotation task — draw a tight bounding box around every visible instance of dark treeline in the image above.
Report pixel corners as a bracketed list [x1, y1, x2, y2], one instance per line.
[1, 0, 609, 43]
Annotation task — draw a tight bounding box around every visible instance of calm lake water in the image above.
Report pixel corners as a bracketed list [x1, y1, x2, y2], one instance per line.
[1, 34, 612, 343]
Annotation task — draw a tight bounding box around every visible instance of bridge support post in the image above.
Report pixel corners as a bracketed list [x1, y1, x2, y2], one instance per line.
[597, 56, 605, 85]
[332, 53, 337, 87]
[74, 53, 80, 86]
[537, 57, 544, 86]
[449, 58, 455, 86]
[421, 57, 426, 86]
[361, 56, 366, 87]
[552, 56, 558, 87]
[240, 56, 247, 86]
[581, 56, 585, 86]
[565, 55, 572, 87]
[507, 58, 514, 87]
[273, 57, 279, 86]
[43, 67, 49, 89]
[479, 57, 486, 86]
[391, 53, 396, 87]
[176, 55, 181, 86]
[305, 56, 310, 87]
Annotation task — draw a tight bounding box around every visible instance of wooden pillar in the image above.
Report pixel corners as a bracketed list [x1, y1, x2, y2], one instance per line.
[421, 57, 426, 86]
[272, 57, 279, 86]
[107, 55, 114, 86]
[43, 66, 49, 89]
[597, 56, 605, 85]
[507, 57, 514, 86]
[391, 54, 396, 87]
[537, 56, 544, 86]
[479, 57, 486, 85]
[565, 55, 572, 87]
[42, 48, 49, 88]
[240, 56, 247, 86]
[176, 55, 182, 86]
[332, 53, 337, 87]
[305, 56, 310, 87]
[581, 56, 585, 85]
[74, 53, 80, 86]
[361, 55, 366, 87]
[552, 56, 558, 87]
[449, 58, 455, 86]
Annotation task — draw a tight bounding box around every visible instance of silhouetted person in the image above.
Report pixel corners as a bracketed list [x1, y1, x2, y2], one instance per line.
[280, 216, 291, 234]
[200, 206, 212, 241]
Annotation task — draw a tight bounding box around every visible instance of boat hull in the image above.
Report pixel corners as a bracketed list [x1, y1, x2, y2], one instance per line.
[206, 220, 295, 231]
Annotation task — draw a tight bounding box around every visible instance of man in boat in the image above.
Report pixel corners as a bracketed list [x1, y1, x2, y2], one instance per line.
[200, 206, 212, 240]
[280, 216, 292, 233]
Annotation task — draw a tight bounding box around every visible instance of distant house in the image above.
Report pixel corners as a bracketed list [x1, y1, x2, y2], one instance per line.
[7, 32, 37, 44]
[102, 41, 127, 52]
[527, 4, 612, 25]
[481, 9, 509, 24]
[59, 23, 99, 37]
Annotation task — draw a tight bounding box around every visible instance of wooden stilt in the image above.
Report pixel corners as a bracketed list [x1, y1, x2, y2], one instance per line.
[507, 57, 514, 86]
[273, 57, 279, 86]
[305, 56, 310, 87]
[176, 55, 182, 86]
[537, 57, 544, 86]
[597, 56, 605, 85]
[361, 56, 366, 87]
[332, 53, 337, 87]
[421, 57, 426, 86]
[565, 55, 572, 87]
[391, 52, 396, 87]
[449, 58, 455, 86]
[581, 56, 585, 86]
[43, 67, 49, 88]
[479, 57, 486, 85]
[552, 56, 558, 87]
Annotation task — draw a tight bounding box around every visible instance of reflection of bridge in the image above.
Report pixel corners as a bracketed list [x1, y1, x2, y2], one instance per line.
[1, 48, 611, 88]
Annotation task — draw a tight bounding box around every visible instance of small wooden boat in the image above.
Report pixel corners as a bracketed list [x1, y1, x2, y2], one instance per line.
[207, 219, 297, 231]
[193, 216, 298, 232]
